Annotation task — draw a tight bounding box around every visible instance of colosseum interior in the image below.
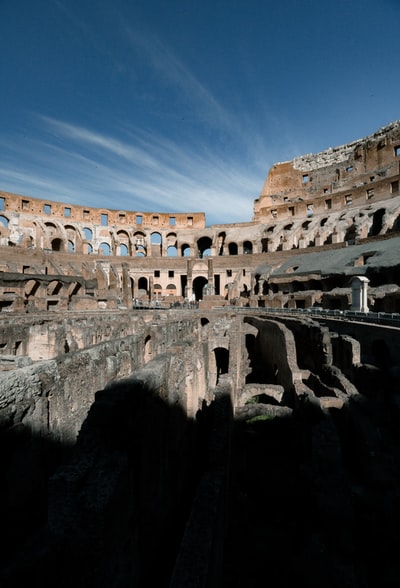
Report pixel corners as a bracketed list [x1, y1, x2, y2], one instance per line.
[1, 120, 400, 587]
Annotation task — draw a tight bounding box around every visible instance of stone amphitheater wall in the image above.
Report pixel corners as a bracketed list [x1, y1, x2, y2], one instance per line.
[1, 121, 400, 313]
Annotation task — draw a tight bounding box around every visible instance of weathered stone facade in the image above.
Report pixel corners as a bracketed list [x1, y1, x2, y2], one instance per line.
[1, 121, 400, 315]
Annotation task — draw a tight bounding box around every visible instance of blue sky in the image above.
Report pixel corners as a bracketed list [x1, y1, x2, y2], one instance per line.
[1, 0, 399, 225]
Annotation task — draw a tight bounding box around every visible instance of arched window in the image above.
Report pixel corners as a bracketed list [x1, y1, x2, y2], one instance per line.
[228, 242, 238, 255]
[182, 244, 191, 257]
[153, 283, 162, 299]
[51, 238, 63, 251]
[83, 228, 93, 241]
[120, 244, 129, 256]
[99, 242, 111, 255]
[243, 241, 253, 254]
[151, 232, 162, 244]
[68, 240, 74, 252]
[0, 216, 9, 228]
[167, 245, 178, 257]
[151, 232, 162, 255]
[166, 283, 176, 296]
[197, 236, 212, 258]
[138, 277, 148, 296]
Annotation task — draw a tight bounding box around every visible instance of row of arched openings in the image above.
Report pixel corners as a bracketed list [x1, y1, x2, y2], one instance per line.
[3, 207, 399, 255]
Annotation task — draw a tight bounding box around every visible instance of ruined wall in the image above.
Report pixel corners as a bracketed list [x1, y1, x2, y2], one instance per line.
[244, 316, 303, 394]
[0, 309, 238, 587]
[2, 306, 400, 586]
[254, 120, 400, 223]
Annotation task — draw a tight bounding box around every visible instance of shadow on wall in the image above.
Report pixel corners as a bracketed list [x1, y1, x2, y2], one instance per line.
[0, 374, 233, 588]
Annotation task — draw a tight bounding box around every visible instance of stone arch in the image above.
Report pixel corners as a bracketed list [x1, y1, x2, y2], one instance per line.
[136, 245, 146, 257]
[243, 240, 253, 254]
[214, 347, 230, 385]
[117, 230, 131, 256]
[261, 238, 269, 253]
[151, 232, 162, 244]
[45, 221, 58, 234]
[44, 220, 66, 251]
[47, 280, 63, 295]
[153, 283, 162, 299]
[51, 238, 63, 251]
[65, 225, 79, 251]
[193, 276, 208, 300]
[150, 232, 162, 257]
[181, 244, 191, 257]
[83, 227, 93, 241]
[134, 231, 147, 256]
[197, 236, 212, 258]
[369, 208, 385, 237]
[345, 224, 357, 243]
[144, 335, 152, 363]
[99, 242, 111, 255]
[67, 282, 82, 297]
[166, 283, 176, 296]
[24, 279, 40, 297]
[46, 221, 67, 250]
[166, 232, 177, 255]
[167, 245, 178, 257]
[138, 277, 148, 298]
[217, 232, 226, 255]
[228, 242, 238, 255]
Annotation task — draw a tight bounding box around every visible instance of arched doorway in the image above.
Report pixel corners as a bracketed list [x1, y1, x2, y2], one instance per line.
[228, 242, 238, 255]
[51, 238, 63, 251]
[214, 347, 229, 384]
[193, 276, 208, 300]
[138, 277, 148, 299]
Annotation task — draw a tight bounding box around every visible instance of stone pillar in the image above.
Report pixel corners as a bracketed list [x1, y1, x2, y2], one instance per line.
[186, 259, 193, 299]
[351, 276, 369, 312]
[315, 233, 324, 247]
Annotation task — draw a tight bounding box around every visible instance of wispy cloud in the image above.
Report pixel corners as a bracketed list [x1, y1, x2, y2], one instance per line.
[0, 116, 261, 224]
[123, 26, 239, 135]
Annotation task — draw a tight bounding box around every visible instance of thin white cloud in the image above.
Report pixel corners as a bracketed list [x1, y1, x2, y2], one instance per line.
[0, 117, 260, 224]
[123, 26, 239, 134]
[38, 116, 161, 170]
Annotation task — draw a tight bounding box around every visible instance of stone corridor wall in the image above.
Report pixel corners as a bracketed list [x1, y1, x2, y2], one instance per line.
[1, 308, 400, 586]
